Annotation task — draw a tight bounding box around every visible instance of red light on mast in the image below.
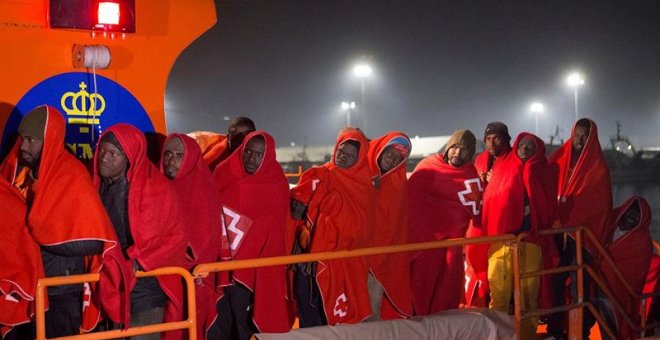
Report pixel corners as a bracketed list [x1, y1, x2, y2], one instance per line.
[98, 2, 120, 26]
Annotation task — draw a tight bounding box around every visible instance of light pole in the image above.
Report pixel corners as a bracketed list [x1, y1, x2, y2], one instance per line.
[341, 101, 355, 126]
[566, 72, 585, 123]
[353, 63, 372, 130]
[529, 102, 544, 136]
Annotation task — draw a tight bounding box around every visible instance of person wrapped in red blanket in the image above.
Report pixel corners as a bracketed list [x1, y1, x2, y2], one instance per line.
[0, 179, 44, 339]
[482, 132, 557, 339]
[466, 122, 512, 308]
[546, 118, 612, 339]
[161, 133, 221, 339]
[1, 105, 118, 337]
[596, 196, 653, 339]
[366, 132, 413, 320]
[188, 117, 256, 170]
[94, 124, 187, 340]
[289, 127, 375, 326]
[408, 129, 482, 315]
[643, 242, 660, 336]
[207, 131, 291, 340]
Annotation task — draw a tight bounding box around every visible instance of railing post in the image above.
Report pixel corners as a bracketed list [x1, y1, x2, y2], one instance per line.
[35, 280, 46, 340]
[569, 228, 584, 340]
[511, 239, 522, 339]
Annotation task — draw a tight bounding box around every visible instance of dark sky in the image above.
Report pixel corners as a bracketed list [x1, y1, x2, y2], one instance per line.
[166, 0, 660, 149]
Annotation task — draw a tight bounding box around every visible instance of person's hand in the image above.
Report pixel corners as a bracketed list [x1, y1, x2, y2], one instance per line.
[653, 240, 660, 254]
[485, 170, 493, 183]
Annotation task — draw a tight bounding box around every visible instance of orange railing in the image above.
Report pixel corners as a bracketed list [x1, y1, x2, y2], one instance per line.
[514, 226, 660, 339]
[35, 267, 197, 340]
[284, 165, 303, 178]
[33, 228, 658, 340]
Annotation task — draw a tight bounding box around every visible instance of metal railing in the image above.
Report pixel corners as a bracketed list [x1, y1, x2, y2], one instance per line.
[35, 267, 197, 340]
[514, 226, 660, 339]
[33, 228, 658, 340]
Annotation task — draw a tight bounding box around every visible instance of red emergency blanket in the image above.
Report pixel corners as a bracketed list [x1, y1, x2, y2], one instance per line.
[366, 132, 413, 319]
[408, 151, 482, 314]
[213, 131, 292, 332]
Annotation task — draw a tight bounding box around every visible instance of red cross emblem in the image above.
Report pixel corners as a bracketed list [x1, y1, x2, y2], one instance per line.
[458, 178, 483, 216]
[220, 206, 253, 258]
[333, 293, 348, 317]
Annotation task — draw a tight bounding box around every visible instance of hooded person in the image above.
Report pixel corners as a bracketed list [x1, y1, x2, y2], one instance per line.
[0, 105, 118, 337]
[546, 118, 612, 338]
[288, 127, 374, 326]
[408, 129, 482, 315]
[596, 196, 653, 340]
[160, 133, 221, 339]
[188, 117, 256, 170]
[481, 132, 558, 339]
[549, 118, 612, 250]
[366, 132, 413, 320]
[93, 123, 187, 340]
[0, 179, 44, 339]
[206, 131, 291, 340]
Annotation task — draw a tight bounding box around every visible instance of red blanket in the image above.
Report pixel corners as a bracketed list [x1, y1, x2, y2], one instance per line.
[161, 133, 221, 338]
[290, 128, 374, 324]
[94, 124, 187, 339]
[408, 152, 482, 314]
[482, 133, 557, 240]
[598, 196, 653, 339]
[1, 105, 119, 332]
[643, 253, 660, 331]
[188, 131, 231, 170]
[481, 133, 558, 308]
[0, 179, 44, 337]
[213, 131, 292, 332]
[549, 119, 612, 252]
[366, 132, 413, 319]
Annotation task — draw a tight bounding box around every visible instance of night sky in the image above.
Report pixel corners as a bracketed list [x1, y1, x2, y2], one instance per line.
[166, 0, 660, 149]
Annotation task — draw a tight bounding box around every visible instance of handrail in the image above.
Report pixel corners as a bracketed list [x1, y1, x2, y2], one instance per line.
[192, 233, 517, 277]
[518, 225, 659, 338]
[285, 165, 303, 178]
[35, 267, 197, 340]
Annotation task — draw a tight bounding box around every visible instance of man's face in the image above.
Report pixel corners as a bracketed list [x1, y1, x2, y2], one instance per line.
[572, 126, 590, 155]
[447, 143, 470, 167]
[618, 203, 640, 231]
[19, 135, 43, 169]
[242, 137, 265, 174]
[378, 145, 405, 173]
[485, 133, 508, 157]
[97, 141, 128, 182]
[228, 125, 254, 152]
[162, 137, 185, 179]
[517, 136, 537, 163]
[334, 142, 359, 169]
